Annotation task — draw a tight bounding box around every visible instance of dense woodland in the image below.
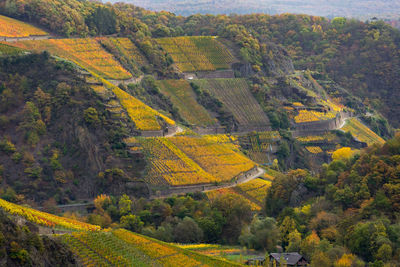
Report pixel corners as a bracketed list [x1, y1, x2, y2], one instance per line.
[1, 0, 399, 128]
[0, 0, 399, 266]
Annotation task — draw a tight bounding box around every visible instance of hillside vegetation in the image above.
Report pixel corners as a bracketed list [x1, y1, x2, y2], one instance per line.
[8, 38, 132, 80]
[0, 53, 148, 203]
[0, 14, 47, 37]
[1, 0, 398, 126]
[0, 2, 398, 265]
[0, 198, 100, 231]
[264, 135, 400, 265]
[0, 199, 241, 266]
[341, 117, 385, 146]
[194, 79, 270, 129]
[206, 177, 272, 211]
[156, 36, 235, 72]
[0, 209, 77, 266]
[139, 136, 256, 186]
[62, 229, 239, 266]
[157, 79, 216, 126]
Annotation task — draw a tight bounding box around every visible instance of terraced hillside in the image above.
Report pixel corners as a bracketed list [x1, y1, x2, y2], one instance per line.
[139, 136, 256, 186]
[0, 198, 100, 231]
[87, 76, 176, 131]
[157, 79, 216, 126]
[98, 37, 147, 65]
[206, 178, 272, 210]
[169, 136, 256, 182]
[0, 43, 24, 56]
[156, 36, 235, 72]
[0, 199, 239, 266]
[61, 229, 239, 266]
[238, 131, 280, 164]
[97, 37, 147, 77]
[194, 79, 270, 129]
[0, 14, 47, 37]
[6, 38, 132, 80]
[342, 118, 385, 146]
[112, 84, 176, 131]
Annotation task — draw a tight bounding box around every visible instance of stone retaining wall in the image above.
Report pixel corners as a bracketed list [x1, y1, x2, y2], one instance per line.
[193, 125, 271, 135]
[193, 126, 227, 135]
[236, 125, 272, 133]
[195, 70, 235, 79]
[139, 125, 179, 137]
[139, 130, 164, 137]
[108, 75, 143, 86]
[292, 111, 352, 136]
[152, 166, 260, 197]
[1, 35, 50, 42]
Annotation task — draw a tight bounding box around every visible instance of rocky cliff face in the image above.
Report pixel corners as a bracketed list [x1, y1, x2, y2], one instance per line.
[263, 42, 294, 76]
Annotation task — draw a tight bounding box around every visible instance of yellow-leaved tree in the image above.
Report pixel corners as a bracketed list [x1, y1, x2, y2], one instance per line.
[332, 147, 355, 161]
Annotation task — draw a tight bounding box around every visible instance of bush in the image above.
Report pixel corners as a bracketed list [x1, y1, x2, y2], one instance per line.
[120, 214, 144, 232]
[84, 107, 100, 125]
[0, 138, 16, 154]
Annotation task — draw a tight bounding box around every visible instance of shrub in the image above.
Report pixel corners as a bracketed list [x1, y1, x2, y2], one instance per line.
[0, 138, 16, 154]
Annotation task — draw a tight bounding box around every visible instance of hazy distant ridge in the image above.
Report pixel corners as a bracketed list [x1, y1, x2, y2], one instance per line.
[115, 0, 400, 19]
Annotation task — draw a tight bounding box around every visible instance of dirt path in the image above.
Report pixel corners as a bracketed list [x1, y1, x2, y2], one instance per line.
[338, 117, 349, 129]
[164, 126, 183, 137]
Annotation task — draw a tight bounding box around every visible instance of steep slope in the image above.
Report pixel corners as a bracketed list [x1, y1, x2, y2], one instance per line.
[62, 229, 240, 266]
[0, 199, 241, 267]
[341, 117, 385, 146]
[265, 134, 400, 265]
[156, 36, 236, 72]
[193, 78, 270, 131]
[0, 53, 147, 204]
[0, 14, 47, 38]
[157, 79, 217, 126]
[137, 136, 256, 187]
[0, 209, 77, 266]
[206, 177, 272, 211]
[7, 38, 132, 80]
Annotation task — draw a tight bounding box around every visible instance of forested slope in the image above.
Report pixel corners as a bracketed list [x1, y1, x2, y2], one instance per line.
[264, 134, 400, 265]
[0, 1, 398, 266]
[0, 53, 147, 203]
[1, 0, 398, 127]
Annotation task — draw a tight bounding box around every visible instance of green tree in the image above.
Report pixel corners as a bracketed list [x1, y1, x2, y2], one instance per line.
[120, 214, 144, 232]
[173, 217, 203, 243]
[212, 194, 252, 244]
[311, 251, 331, 267]
[118, 194, 132, 216]
[279, 216, 297, 248]
[86, 6, 117, 35]
[286, 229, 301, 252]
[239, 216, 280, 251]
[375, 243, 392, 262]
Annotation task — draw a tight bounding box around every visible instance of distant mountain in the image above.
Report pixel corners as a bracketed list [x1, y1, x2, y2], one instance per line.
[113, 0, 400, 19]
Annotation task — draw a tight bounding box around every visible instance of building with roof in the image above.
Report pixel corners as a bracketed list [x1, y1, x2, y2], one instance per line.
[245, 253, 308, 266]
[269, 252, 308, 266]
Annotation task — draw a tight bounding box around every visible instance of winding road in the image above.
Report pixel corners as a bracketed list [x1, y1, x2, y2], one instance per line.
[203, 167, 265, 193]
